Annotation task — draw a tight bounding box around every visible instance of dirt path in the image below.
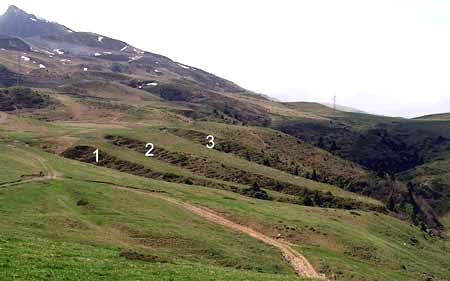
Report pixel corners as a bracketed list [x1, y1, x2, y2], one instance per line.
[32, 154, 62, 180]
[0, 149, 61, 188]
[110, 184, 325, 279]
[0, 112, 7, 124]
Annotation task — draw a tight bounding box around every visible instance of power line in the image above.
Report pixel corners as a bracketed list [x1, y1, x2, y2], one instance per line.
[333, 95, 336, 112]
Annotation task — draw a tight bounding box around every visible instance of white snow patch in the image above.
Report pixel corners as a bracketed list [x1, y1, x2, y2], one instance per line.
[36, 16, 48, 22]
[98, 36, 104, 42]
[128, 55, 143, 62]
[155, 61, 159, 64]
[83, 67, 88, 71]
[21, 56, 30, 62]
[103, 52, 112, 55]
[32, 61, 36, 64]
[53, 49, 64, 55]
[60, 59, 71, 62]
[39, 64, 46, 69]
[30, 17, 37, 22]
[154, 69, 161, 73]
[138, 85, 143, 89]
[177, 63, 190, 69]
[45, 50, 55, 55]
[120, 46, 128, 51]
[0, 48, 5, 51]
[94, 53, 102, 57]
[67, 30, 73, 33]
[49, 55, 53, 58]
[146, 82, 158, 86]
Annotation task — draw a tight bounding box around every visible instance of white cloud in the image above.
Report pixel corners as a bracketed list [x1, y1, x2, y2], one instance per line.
[2, 0, 450, 117]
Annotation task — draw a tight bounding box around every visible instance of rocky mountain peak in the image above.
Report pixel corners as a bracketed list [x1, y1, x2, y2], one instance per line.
[5, 5, 26, 15]
[0, 5, 72, 38]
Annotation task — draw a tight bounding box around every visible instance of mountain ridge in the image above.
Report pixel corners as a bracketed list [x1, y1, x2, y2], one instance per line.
[0, 5, 72, 38]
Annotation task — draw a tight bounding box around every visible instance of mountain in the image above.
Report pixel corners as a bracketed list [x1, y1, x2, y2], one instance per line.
[1, 5, 450, 281]
[0, 5, 72, 38]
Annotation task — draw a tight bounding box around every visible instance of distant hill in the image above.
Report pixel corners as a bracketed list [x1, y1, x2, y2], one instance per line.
[414, 113, 450, 121]
[321, 103, 366, 113]
[0, 34, 30, 51]
[283, 102, 343, 116]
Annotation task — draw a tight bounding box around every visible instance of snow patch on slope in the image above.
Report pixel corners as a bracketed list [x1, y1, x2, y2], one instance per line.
[128, 55, 143, 62]
[177, 63, 190, 69]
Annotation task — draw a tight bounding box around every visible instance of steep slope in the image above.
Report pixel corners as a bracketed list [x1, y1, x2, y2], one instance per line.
[400, 159, 450, 215]
[0, 5, 245, 95]
[0, 5, 72, 37]
[273, 112, 450, 228]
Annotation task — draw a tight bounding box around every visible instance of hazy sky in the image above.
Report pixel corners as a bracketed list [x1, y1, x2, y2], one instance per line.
[2, 0, 450, 117]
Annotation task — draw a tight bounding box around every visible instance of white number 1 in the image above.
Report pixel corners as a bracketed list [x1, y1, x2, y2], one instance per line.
[93, 149, 99, 163]
[145, 143, 155, 157]
[206, 135, 215, 149]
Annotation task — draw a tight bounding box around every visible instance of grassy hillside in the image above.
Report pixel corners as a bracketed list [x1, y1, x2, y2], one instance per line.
[400, 159, 450, 215]
[1, 28, 450, 280]
[414, 113, 450, 121]
[0, 141, 449, 281]
[273, 112, 450, 228]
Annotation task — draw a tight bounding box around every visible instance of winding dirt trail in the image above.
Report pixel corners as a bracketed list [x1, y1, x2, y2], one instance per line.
[110, 184, 325, 279]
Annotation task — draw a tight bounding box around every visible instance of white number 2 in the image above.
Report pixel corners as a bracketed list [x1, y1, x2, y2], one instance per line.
[145, 143, 155, 157]
[206, 135, 215, 149]
[93, 149, 99, 163]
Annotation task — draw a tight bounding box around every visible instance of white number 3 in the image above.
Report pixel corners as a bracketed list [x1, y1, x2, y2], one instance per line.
[206, 135, 215, 149]
[145, 143, 155, 157]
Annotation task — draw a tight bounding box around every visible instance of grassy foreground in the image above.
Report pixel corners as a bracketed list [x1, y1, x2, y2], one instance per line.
[0, 141, 449, 281]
